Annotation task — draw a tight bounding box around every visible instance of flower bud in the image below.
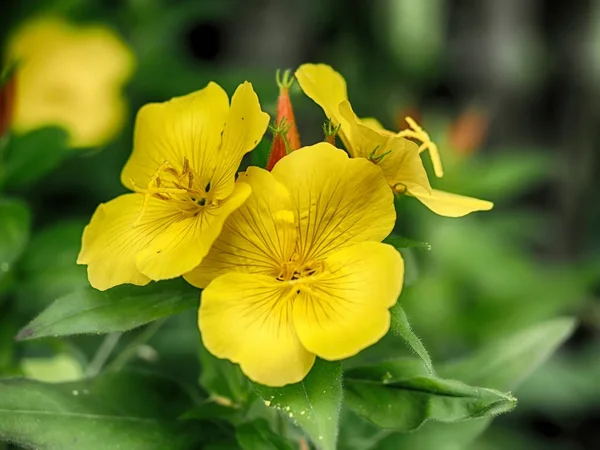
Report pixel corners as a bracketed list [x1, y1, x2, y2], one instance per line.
[0, 66, 17, 139]
[266, 118, 290, 171]
[265, 69, 300, 170]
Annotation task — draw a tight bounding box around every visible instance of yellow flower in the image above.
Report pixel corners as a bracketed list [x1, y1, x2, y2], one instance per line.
[77, 81, 270, 290]
[5, 17, 134, 147]
[295, 63, 493, 217]
[185, 143, 404, 386]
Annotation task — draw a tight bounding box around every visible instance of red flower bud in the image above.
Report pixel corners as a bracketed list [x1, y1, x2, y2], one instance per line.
[0, 67, 17, 139]
[265, 70, 301, 170]
[266, 120, 289, 171]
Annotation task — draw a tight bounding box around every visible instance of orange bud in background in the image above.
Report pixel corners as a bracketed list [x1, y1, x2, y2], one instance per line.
[276, 69, 300, 151]
[449, 107, 489, 156]
[0, 66, 17, 139]
[266, 118, 289, 171]
[395, 107, 421, 132]
[266, 69, 301, 171]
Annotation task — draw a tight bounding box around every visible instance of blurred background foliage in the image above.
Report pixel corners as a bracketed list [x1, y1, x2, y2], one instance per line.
[1, 0, 599, 449]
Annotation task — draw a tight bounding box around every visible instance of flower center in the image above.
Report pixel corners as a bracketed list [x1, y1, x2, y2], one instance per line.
[130, 157, 214, 226]
[276, 258, 325, 282]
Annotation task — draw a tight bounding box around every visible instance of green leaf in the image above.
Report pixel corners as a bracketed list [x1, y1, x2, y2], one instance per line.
[0, 370, 199, 449]
[344, 358, 516, 431]
[236, 419, 296, 450]
[18, 220, 89, 307]
[0, 198, 30, 278]
[0, 127, 70, 189]
[384, 234, 431, 251]
[253, 359, 342, 450]
[441, 317, 576, 391]
[181, 400, 243, 423]
[16, 278, 199, 340]
[198, 344, 252, 406]
[370, 318, 576, 450]
[390, 303, 434, 374]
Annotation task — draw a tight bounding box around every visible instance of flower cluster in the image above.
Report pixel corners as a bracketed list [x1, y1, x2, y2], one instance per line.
[78, 64, 493, 386]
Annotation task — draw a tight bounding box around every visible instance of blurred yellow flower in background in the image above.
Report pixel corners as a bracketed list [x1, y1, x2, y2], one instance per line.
[295, 63, 493, 217]
[5, 17, 134, 147]
[186, 143, 404, 386]
[78, 81, 269, 290]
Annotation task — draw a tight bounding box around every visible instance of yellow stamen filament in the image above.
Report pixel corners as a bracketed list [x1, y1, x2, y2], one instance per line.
[129, 157, 213, 226]
[277, 258, 326, 283]
[397, 116, 444, 178]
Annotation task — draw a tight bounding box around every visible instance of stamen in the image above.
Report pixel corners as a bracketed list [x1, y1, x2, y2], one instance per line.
[398, 116, 444, 178]
[129, 158, 215, 226]
[277, 259, 325, 283]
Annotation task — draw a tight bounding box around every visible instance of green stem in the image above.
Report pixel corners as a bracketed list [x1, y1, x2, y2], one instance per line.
[86, 332, 122, 377]
[108, 319, 166, 371]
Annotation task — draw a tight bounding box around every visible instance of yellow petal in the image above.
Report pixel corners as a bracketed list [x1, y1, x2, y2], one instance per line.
[185, 167, 296, 288]
[295, 63, 354, 151]
[359, 116, 388, 133]
[337, 101, 380, 159]
[293, 242, 404, 360]
[271, 143, 396, 261]
[121, 82, 230, 190]
[378, 138, 432, 197]
[8, 17, 134, 148]
[199, 272, 315, 387]
[410, 189, 494, 217]
[77, 193, 178, 290]
[338, 101, 432, 196]
[210, 82, 270, 200]
[135, 181, 251, 280]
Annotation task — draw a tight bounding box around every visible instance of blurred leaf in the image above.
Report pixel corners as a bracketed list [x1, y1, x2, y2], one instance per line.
[16, 278, 199, 340]
[0, 370, 198, 449]
[390, 303, 434, 374]
[0, 197, 30, 280]
[235, 419, 296, 450]
[401, 247, 420, 287]
[464, 152, 552, 201]
[441, 317, 576, 390]
[338, 408, 385, 450]
[384, 234, 432, 251]
[254, 359, 342, 450]
[18, 220, 88, 307]
[199, 344, 252, 406]
[0, 307, 19, 375]
[345, 358, 516, 431]
[181, 400, 243, 423]
[20, 353, 84, 383]
[0, 127, 69, 189]
[376, 0, 445, 76]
